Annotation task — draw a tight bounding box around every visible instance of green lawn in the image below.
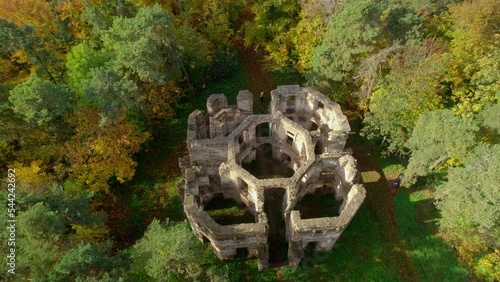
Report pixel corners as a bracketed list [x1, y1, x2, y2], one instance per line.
[394, 185, 469, 281]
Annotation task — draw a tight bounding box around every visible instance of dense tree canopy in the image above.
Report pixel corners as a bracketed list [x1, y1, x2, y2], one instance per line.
[436, 144, 500, 247]
[311, 0, 381, 86]
[65, 43, 111, 96]
[243, 0, 300, 66]
[130, 219, 206, 281]
[362, 41, 446, 154]
[404, 109, 479, 185]
[0, 0, 498, 280]
[443, 0, 500, 117]
[8, 75, 72, 128]
[64, 108, 149, 192]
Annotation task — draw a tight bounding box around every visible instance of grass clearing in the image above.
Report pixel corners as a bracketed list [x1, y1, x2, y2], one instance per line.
[261, 59, 305, 86]
[349, 115, 468, 281]
[394, 186, 469, 281]
[280, 206, 401, 282]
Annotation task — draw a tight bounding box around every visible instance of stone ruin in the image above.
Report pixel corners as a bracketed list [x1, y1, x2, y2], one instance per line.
[178, 85, 366, 270]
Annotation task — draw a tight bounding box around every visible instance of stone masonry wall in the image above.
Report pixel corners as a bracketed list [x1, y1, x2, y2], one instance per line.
[178, 86, 366, 270]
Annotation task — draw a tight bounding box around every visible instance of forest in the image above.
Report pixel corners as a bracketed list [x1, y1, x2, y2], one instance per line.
[0, 0, 498, 281]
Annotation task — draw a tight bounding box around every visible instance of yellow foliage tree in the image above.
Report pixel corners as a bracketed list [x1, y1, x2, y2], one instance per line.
[444, 0, 500, 117]
[64, 108, 149, 192]
[7, 160, 55, 192]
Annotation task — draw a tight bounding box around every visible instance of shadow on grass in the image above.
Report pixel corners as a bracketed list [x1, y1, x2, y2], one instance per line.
[280, 206, 401, 282]
[294, 192, 342, 219]
[347, 114, 469, 281]
[395, 187, 469, 281]
[347, 116, 419, 281]
[205, 194, 255, 225]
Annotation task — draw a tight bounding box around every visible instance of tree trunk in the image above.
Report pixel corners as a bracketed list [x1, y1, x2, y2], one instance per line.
[428, 154, 448, 170]
[116, 0, 130, 18]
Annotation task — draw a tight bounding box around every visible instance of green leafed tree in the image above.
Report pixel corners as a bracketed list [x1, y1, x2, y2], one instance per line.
[310, 0, 382, 90]
[99, 4, 210, 121]
[65, 43, 111, 97]
[84, 67, 139, 124]
[362, 40, 446, 155]
[101, 4, 182, 84]
[17, 202, 65, 277]
[435, 143, 500, 248]
[404, 109, 479, 186]
[476, 102, 500, 144]
[3, 186, 122, 280]
[52, 242, 129, 281]
[8, 74, 72, 128]
[243, 0, 301, 66]
[81, 0, 113, 41]
[130, 219, 206, 281]
[289, 0, 333, 73]
[383, 6, 425, 45]
[170, 23, 213, 83]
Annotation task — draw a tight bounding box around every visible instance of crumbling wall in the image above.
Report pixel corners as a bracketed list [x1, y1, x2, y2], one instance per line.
[184, 195, 269, 269]
[288, 184, 366, 266]
[179, 86, 366, 270]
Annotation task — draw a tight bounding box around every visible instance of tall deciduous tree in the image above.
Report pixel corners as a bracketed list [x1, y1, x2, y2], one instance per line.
[362, 41, 446, 155]
[243, 0, 301, 66]
[435, 143, 500, 248]
[64, 108, 149, 192]
[130, 219, 206, 281]
[290, 0, 331, 73]
[186, 0, 234, 49]
[443, 0, 500, 117]
[65, 43, 111, 96]
[404, 109, 479, 185]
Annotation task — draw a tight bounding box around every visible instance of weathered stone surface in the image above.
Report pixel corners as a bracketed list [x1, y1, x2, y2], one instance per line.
[179, 86, 366, 269]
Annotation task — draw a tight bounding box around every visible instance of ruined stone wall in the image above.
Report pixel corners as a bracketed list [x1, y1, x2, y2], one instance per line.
[288, 184, 365, 265]
[184, 195, 269, 268]
[179, 86, 366, 270]
[270, 85, 351, 153]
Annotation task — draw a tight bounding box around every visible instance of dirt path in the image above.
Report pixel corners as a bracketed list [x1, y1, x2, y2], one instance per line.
[234, 35, 276, 114]
[348, 134, 419, 282]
